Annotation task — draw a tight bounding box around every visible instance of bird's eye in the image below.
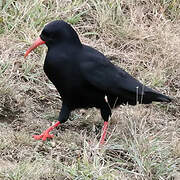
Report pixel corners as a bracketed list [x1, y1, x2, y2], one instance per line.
[42, 29, 50, 37]
[41, 29, 54, 41]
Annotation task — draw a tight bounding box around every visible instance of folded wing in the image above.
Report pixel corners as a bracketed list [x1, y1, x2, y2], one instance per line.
[80, 55, 171, 106]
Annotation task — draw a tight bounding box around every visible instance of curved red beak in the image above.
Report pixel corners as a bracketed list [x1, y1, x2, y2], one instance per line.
[24, 37, 45, 58]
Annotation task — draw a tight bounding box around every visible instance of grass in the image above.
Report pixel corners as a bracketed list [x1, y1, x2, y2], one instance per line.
[0, 0, 180, 179]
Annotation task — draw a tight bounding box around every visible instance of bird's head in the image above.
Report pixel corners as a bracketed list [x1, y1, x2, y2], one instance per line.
[24, 20, 81, 58]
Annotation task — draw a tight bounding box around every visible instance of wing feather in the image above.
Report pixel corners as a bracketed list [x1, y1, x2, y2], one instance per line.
[80, 56, 146, 97]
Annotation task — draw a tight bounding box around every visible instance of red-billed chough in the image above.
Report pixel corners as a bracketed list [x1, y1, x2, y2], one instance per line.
[25, 20, 171, 144]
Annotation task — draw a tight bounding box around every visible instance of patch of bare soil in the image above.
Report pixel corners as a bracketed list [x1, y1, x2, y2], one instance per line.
[0, 95, 23, 124]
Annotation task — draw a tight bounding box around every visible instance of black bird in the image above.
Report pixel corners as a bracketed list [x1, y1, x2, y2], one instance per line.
[25, 20, 171, 144]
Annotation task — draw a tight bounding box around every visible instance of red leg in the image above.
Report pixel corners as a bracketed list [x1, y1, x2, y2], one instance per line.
[99, 121, 108, 145]
[33, 121, 60, 141]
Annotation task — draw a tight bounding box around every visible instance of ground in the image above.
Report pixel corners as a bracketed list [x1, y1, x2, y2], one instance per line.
[0, 0, 180, 179]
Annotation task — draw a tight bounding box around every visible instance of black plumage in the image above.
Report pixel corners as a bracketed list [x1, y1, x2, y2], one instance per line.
[25, 20, 171, 144]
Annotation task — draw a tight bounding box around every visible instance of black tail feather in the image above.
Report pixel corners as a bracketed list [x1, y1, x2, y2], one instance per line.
[107, 88, 172, 108]
[145, 91, 172, 103]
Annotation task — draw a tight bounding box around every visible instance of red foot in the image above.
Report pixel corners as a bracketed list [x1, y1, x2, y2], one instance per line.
[33, 131, 54, 141]
[33, 121, 60, 141]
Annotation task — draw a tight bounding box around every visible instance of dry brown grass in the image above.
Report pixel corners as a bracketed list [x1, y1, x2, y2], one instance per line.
[0, 0, 180, 179]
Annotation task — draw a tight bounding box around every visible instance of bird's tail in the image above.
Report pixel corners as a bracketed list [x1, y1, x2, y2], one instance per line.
[153, 93, 172, 103]
[143, 88, 172, 104]
[106, 87, 172, 107]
